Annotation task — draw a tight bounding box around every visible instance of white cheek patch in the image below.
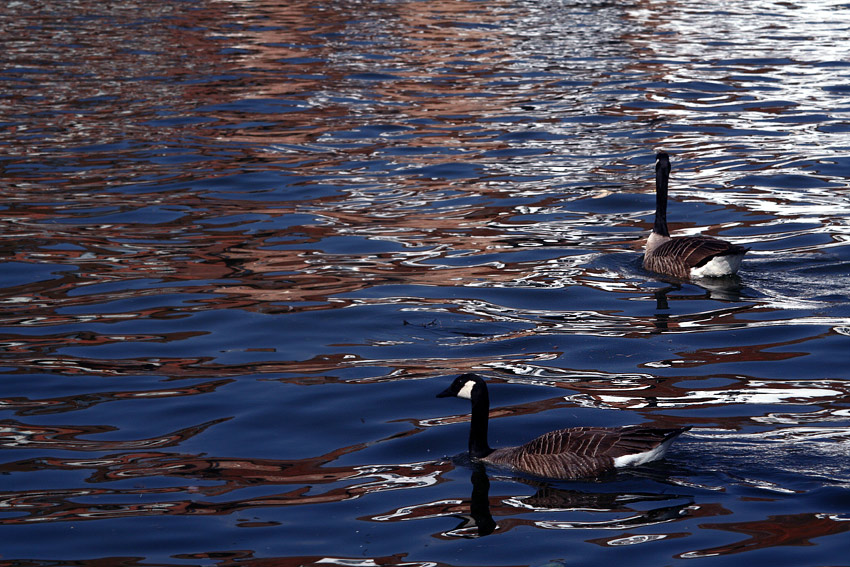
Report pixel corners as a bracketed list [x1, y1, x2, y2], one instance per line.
[457, 380, 476, 400]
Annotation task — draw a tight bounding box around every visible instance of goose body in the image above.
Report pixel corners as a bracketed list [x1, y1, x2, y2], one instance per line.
[437, 373, 688, 480]
[644, 152, 747, 279]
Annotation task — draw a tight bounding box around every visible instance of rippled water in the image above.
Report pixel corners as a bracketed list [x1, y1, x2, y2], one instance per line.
[2, 0, 850, 564]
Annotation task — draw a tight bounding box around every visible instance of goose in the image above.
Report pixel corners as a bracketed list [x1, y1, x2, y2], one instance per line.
[437, 373, 689, 480]
[644, 151, 748, 279]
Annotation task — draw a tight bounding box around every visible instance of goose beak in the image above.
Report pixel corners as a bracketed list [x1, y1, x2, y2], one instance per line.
[436, 387, 454, 398]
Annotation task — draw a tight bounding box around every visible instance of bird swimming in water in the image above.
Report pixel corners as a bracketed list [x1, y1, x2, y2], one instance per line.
[643, 151, 748, 279]
[437, 373, 689, 479]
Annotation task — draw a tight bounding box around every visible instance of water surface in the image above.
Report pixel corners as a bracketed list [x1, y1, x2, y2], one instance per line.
[1, 0, 850, 565]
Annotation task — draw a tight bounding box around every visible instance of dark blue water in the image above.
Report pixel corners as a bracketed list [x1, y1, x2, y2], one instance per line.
[2, 0, 850, 564]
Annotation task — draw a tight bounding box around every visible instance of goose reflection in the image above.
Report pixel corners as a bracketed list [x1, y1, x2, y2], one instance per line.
[443, 463, 497, 538]
[441, 462, 696, 539]
[649, 281, 751, 334]
[651, 276, 747, 305]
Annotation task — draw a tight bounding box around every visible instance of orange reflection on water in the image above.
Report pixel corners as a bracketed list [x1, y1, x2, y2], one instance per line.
[0, 378, 232, 417]
[0, 418, 226, 452]
[681, 512, 850, 558]
[0, 429, 444, 526]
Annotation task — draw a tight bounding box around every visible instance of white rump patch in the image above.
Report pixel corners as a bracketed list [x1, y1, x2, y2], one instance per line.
[613, 438, 675, 468]
[690, 254, 744, 278]
[456, 379, 476, 400]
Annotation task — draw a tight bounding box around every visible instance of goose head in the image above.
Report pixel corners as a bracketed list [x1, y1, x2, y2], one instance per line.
[437, 373, 493, 458]
[436, 373, 485, 401]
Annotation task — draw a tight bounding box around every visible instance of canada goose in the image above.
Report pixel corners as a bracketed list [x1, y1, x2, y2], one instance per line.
[437, 373, 689, 479]
[644, 152, 748, 279]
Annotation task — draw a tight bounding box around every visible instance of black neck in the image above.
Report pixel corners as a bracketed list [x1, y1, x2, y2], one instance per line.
[469, 388, 494, 459]
[654, 153, 671, 237]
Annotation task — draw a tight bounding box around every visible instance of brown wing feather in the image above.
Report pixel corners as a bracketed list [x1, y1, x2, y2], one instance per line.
[486, 447, 614, 479]
[645, 236, 747, 278]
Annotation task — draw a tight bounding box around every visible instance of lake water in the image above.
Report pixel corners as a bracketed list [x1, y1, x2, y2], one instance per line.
[1, 0, 850, 564]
